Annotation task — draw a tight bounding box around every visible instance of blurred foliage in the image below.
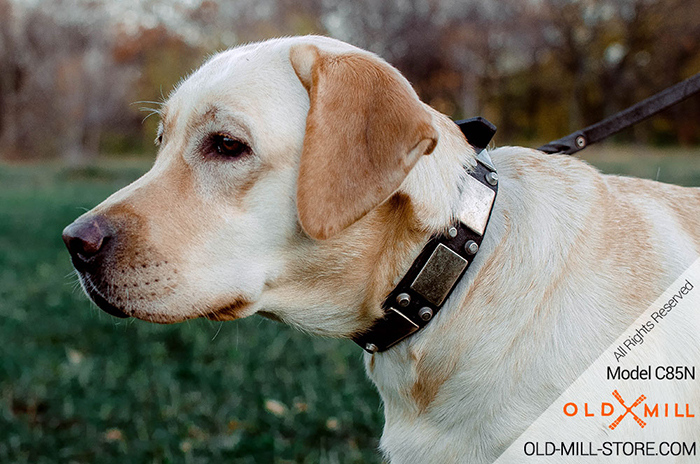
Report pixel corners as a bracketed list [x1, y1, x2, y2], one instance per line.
[0, 0, 699, 162]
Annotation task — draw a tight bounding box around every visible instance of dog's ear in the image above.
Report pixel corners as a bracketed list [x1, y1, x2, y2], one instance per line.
[290, 43, 438, 240]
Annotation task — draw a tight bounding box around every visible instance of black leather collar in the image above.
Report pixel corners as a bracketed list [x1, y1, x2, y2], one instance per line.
[353, 117, 498, 353]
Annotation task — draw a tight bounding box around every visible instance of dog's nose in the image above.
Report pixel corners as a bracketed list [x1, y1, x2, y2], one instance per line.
[62, 217, 110, 264]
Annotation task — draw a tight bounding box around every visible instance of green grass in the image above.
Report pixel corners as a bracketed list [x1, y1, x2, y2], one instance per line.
[579, 144, 700, 187]
[0, 146, 698, 463]
[0, 159, 383, 464]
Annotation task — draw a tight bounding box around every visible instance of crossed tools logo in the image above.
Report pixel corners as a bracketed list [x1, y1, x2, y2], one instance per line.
[563, 390, 694, 428]
[609, 390, 646, 430]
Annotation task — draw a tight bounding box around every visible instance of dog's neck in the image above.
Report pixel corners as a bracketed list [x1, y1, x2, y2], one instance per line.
[363, 108, 503, 374]
[398, 111, 482, 233]
[362, 114, 526, 461]
[355, 115, 497, 353]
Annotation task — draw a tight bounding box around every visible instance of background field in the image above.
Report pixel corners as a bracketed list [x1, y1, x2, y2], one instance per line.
[0, 147, 699, 464]
[0, 158, 382, 464]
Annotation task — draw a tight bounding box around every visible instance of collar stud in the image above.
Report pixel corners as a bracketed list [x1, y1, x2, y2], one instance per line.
[396, 293, 411, 307]
[485, 171, 499, 186]
[418, 307, 433, 321]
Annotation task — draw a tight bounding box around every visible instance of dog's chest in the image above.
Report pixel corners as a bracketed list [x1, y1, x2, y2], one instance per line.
[365, 347, 528, 464]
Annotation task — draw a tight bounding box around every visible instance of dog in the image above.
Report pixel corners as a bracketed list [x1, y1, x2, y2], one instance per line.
[63, 36, 700, 463]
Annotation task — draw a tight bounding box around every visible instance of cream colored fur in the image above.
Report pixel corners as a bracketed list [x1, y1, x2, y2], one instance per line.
[69, 36, 700, 462]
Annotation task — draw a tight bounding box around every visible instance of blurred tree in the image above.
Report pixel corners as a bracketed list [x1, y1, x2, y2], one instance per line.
[112, 24, 207, 151]
[0, 0, 23, 159]
[1, 0, 698, 161]
[0, 2, 133, 161]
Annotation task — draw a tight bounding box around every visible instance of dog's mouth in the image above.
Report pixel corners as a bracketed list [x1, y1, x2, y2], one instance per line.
[75, 263, 257, 323]
[80, 274, 131, 319]
[203, 299, 253, 321]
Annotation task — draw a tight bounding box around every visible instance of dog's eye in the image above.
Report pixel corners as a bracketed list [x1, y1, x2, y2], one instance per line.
[212, 134, 249, 158]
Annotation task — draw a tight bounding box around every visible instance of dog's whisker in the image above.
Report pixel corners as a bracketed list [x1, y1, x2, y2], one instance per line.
[138, 107, 161, 116]
[150, 294, 172, 319]
[140, 109, 162, 124]
[66, 276, 80, 285]
[131, 100, 164, 107]
[211, 322, 224, 341]
[124, 287, 130, 311]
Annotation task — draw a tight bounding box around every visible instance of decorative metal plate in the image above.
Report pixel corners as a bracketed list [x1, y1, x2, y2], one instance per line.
[458, 174, 496, 236]
[410, 244, 468, 306]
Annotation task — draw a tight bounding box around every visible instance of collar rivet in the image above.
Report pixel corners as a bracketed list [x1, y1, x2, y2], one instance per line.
[447, 226, 458, 238]
[485, 171, 499, 186]
[418, 307, 434, 321]
[365, 343, 378, 353]
[396, 293, 411, 307]
[465, 240, 479, 255]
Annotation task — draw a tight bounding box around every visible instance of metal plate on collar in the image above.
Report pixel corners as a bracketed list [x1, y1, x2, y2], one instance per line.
[458, 174, 496, 236]
[476, 149, 496, 172]
[382, 308, 420, 350]
[410, 244, 468, 306]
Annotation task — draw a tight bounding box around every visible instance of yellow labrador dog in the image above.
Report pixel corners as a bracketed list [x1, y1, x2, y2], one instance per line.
[63, 36, 700, 463]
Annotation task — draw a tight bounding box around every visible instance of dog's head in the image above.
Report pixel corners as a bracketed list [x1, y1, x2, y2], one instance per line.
[63, 36, 473, 338]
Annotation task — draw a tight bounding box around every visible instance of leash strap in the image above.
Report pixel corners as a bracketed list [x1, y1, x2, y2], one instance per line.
[353, 118, 498, 353]
[539, 72, 700, 155]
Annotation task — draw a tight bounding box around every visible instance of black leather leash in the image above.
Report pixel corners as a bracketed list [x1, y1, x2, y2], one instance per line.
[539, 72, 700, 155]
[353, 118, 498, 353]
